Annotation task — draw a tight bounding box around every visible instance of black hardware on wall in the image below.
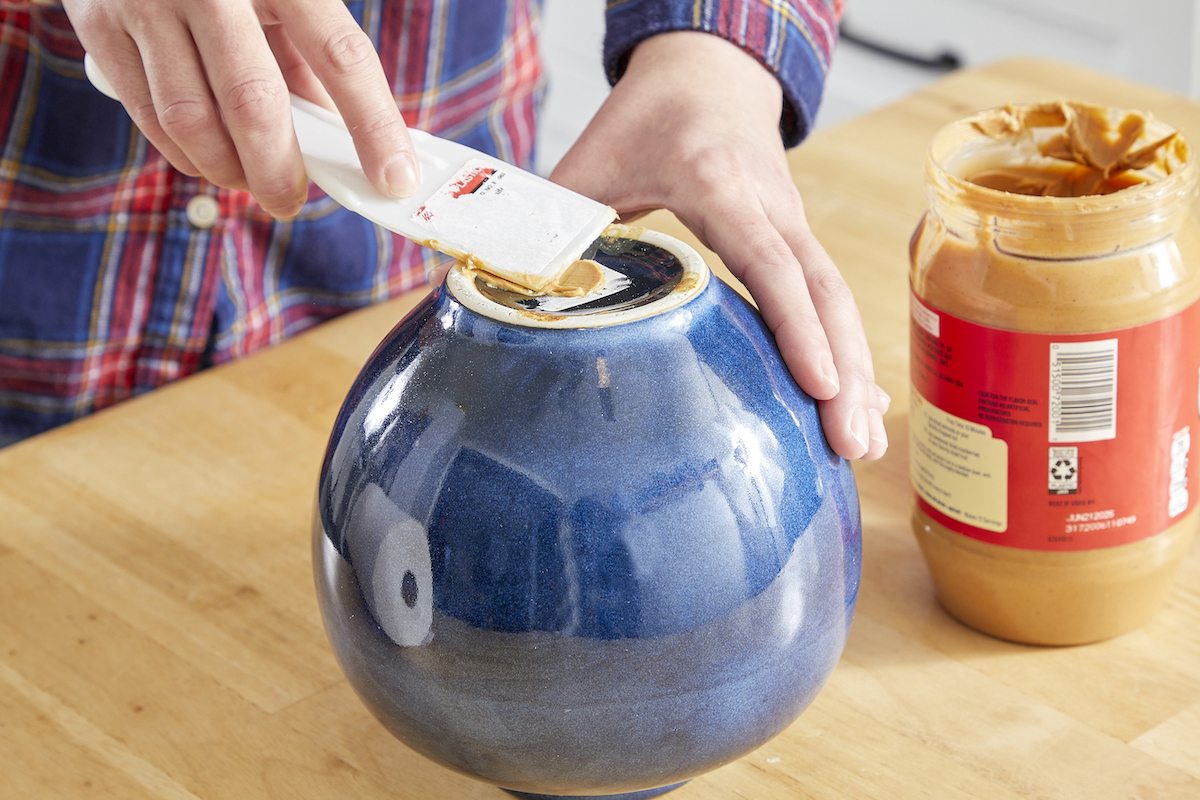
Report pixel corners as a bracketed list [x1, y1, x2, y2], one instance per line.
[839, 23, 963, 72]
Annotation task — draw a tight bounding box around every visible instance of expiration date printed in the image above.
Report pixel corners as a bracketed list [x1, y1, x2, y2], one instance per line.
[1063, 508, 1137, 534]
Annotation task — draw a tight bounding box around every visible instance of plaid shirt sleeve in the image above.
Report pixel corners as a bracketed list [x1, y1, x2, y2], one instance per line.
[0, 0, 543, 440]
[604, 0, 844, 146]
[0, 0, 832, 441]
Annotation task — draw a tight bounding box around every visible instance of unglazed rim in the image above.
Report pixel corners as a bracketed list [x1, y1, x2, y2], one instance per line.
[445, 225, 711, 329]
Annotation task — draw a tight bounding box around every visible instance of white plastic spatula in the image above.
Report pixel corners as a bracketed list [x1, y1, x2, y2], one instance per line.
[83, 55, 617, 294]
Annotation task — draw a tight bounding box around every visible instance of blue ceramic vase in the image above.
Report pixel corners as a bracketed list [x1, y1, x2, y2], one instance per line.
[313, 228, 861, 799]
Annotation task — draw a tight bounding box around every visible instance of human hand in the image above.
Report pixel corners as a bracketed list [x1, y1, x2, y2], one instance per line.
[62, 0, 419, 218]
[550, 31, 888, 461]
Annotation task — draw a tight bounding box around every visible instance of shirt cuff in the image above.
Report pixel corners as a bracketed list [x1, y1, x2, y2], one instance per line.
[603, 0, 842, 147]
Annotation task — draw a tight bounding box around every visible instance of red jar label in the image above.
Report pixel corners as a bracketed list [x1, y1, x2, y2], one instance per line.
[910, 291, 1200, 551]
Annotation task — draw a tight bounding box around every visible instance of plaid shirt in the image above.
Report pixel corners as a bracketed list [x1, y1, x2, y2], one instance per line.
[0, 0, 841, 440]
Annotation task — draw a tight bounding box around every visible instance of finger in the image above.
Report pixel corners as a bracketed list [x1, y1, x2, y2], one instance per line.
[186, 3, 307, 217]
[876, 385, 892, 415]
[867, 384, 891, 459]
[695, 200, 840, 402]
[867, 405, 889, 461]
[281, 0, 419, 198]
[785, 224, 888, 460]
[264, 22, 335, 111]
[136, 29, 251, 191]
[685, 182, 881, 460]
[686, 201, 878, 462]
[72, 21, 205, 178]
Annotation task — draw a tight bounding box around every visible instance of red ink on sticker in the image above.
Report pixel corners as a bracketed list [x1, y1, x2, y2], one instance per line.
[450, 166, 495, 198]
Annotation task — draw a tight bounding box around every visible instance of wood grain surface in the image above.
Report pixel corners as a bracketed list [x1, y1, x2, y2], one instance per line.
[2, 59, 1198, 799]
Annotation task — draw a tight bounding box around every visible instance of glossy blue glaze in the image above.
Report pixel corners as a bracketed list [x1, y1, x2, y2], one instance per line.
[313, 233, 861, 799]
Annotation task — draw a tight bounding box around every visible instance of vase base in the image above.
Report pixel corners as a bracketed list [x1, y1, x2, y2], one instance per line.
[503, 781, 689, 800]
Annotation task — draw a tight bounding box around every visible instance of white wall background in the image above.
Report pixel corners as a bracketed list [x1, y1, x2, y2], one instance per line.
[536, 0, 1200, 175]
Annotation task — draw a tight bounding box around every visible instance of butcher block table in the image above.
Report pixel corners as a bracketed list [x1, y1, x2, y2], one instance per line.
[3, 58, 1199, 799]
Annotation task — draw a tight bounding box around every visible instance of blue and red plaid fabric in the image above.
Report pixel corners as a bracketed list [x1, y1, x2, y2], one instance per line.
[0, 0, 841, 440]
[605, 0, 844, 145]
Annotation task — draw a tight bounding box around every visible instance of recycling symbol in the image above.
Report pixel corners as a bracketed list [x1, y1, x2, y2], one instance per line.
[1050, 459, 1076, 481]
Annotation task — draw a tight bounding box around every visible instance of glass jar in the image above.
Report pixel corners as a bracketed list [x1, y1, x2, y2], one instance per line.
[909, 103, 1200, 645]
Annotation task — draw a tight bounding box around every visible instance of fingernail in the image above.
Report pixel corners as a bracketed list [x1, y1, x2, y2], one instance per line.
[876, 387, 892, 414]
[276, 202, 305, 220]
[821, 352, 840, 395]
[385, 153, 420, 198]
[869, 407, 889, 451]
[849, 408, 869, 456]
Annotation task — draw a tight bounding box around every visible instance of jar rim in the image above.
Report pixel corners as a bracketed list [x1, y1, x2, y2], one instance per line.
[446, 225, 711, 329]
[926, 102, 1197, 218]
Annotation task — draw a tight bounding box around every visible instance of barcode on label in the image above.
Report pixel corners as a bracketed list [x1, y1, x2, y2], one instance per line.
[1049, 339, 1118, 443]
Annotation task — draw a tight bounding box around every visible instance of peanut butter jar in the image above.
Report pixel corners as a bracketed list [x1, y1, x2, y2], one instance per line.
[909, 102, 1200, 645]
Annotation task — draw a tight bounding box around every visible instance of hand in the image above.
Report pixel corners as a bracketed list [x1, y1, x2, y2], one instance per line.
[62, 0, 420, 218]
[550, 31, 888, 461]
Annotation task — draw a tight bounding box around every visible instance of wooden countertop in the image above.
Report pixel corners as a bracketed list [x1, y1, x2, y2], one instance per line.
[2, 59, 1198, 799]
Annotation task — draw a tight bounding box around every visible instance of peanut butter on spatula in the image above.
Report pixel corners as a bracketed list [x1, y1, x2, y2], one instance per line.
[461, 258, 606, 298]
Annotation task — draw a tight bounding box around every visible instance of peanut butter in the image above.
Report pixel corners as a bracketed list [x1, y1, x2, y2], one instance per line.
[445, 225, 712, 331]
[910, 103, 1200, 645]
[418, 235, 607, 299]
[966, 101, 1179, 196]
[462, 258, 606, 298]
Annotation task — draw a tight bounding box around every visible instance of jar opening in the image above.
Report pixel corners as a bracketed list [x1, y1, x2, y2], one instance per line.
[479, 235, 683, 315]
[932, 102, 1191, 201]
[446, 225, 710, 329]
[922, 102, 1199, 260]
